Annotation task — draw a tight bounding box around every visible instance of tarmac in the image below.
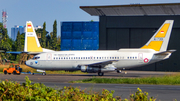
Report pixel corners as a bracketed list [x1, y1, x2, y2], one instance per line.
[0, 71, 179, 101]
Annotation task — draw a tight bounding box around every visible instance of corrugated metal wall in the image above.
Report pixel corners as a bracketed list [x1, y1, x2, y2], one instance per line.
[99, 16, 180, 71]
[61, 22, 99, 50]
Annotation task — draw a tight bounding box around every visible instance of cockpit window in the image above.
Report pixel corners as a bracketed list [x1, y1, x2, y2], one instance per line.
[32, 56, 40, 60]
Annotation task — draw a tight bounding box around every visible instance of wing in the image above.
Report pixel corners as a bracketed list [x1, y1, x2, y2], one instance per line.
[78, 60, 118, 68]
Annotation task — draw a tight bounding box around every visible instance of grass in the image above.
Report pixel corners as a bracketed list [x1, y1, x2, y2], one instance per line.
[71, 74, 180, 85]
[0, 65, 85, 74]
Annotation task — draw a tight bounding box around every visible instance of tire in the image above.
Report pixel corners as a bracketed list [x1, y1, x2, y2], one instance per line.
[117, 70, 122, 73]
[8, 73, 11, 75]
[42, 72, 46, 75]
[13, 71, 17, 75]
[98, 72, 104, 76]
[4, 70, 7, 74]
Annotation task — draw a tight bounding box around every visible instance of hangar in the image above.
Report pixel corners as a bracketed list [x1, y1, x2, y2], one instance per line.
[80, 3, 180, 71]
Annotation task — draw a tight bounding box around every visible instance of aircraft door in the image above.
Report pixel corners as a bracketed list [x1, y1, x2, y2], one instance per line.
[47, 53, 52, 60]
[46, 53, 52, 66]
[138, 53, 143, 60]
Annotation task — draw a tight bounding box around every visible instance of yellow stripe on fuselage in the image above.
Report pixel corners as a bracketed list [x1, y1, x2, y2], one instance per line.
[27, 37, 43, 52]
[155, 23, 170, 38]
[141, 41, 163, 51]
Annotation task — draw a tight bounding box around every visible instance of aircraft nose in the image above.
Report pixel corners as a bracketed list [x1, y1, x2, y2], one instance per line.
[25, 60, 30, 66]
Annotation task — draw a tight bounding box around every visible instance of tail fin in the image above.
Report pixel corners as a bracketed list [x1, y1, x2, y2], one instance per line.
[24, 21, 43, 52]
[141, 20, 174, 52]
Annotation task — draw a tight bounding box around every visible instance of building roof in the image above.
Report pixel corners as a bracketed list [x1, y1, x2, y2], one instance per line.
[80, 3, 180, 16]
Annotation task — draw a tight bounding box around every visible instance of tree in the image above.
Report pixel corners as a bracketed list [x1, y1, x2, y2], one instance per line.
[57, 36, 61, 50]
[46, 34, 52, 49]
[15, 31, 22, 51]
[52, 20, 57, 50]
[20, 33, 25, 51]
[0, 22, 11, 64]
[41, 22, 47, 48]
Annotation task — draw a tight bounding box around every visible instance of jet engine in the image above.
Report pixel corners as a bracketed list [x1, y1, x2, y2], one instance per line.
[80, 64, 116, 73]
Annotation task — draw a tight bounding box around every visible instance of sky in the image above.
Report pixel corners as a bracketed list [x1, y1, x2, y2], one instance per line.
[0, 0, 179, 37]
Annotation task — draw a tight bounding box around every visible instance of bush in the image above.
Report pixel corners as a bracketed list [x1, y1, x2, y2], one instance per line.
[0, 77, 156, 101]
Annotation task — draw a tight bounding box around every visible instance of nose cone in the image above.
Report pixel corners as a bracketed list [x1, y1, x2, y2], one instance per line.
[25, 60, 31, 66]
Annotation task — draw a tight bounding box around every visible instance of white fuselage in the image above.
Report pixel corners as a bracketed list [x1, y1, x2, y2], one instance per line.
[25, 48, 163, 71]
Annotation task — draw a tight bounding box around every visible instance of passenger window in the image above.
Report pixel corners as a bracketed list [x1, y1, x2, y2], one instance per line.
[112, 57, 114, 59]
[99, 57, 101, 59]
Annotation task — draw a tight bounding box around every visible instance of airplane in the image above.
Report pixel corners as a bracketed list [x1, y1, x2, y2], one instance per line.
[25, 20, 175, 76]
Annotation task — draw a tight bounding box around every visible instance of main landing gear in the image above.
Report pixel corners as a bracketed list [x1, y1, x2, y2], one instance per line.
[117, 70, 122, 73]
[98, 72, 104, 76]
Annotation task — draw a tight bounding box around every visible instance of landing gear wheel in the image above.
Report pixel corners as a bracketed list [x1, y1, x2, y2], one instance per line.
[117, 70, 121, 73]
[4, 70, 7, 74]
[98, 72, 104, 76]
[42, 72, 46, 75]
[13, 71, 17, 75]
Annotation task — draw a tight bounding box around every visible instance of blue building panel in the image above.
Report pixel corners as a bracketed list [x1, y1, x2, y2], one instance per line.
[61, 22, 72, 31]
[82, 31, 92, 39]
[73, 22, 83, 31]
[61, 31, 72, 39]
[92, 32, 99, 40]
[72, 39, 82, 50]
[82, 39, 93, 50]
[61, 39, 71, 49]
[61, 21, 99, 50]
[93, 40, 99, 50]
[72, 31, 82, 39]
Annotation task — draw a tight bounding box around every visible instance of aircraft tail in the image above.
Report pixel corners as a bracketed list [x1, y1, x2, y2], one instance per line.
[24, 21, 54, 53]
[141, 20, 174, 52]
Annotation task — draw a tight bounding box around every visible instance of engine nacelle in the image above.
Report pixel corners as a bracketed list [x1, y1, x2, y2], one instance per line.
[81, 65, 116, 73]
[81, 66, 99, 73]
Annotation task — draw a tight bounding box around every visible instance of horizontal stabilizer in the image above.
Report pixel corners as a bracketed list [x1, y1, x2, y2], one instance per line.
[154, 50, 176, 55]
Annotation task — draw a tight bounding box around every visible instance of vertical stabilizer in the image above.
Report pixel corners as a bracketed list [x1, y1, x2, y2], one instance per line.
[141, 20, 174, 52]
[24, 21, 43, 52]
